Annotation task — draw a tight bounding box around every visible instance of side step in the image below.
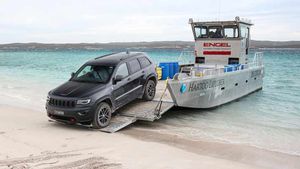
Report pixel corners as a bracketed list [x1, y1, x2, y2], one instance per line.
[99, 100, 174, 133]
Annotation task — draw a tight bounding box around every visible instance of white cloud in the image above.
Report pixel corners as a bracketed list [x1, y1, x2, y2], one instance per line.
[0, 0, 299, 43]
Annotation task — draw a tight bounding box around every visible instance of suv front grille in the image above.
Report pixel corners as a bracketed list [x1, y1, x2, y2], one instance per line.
[49, 98, 76, 108]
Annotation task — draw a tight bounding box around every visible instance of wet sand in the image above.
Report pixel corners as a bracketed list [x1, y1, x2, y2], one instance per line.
[0, 105, 300, 169]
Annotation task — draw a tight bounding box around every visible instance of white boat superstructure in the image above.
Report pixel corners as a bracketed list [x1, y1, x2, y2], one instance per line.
[167, 17, 264, 108]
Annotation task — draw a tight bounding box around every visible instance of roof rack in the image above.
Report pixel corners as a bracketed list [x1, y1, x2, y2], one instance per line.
[94, 52, 120, 60]
[120, 51, 141, 60]
[188, 16, 253, 26]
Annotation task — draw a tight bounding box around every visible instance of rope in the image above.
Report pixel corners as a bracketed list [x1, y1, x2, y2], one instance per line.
[155, 78, 169, 118]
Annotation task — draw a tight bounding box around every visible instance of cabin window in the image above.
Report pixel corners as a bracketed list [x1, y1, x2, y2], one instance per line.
[195, 26, 208, 38]
[195, 57, 205, 64]
[228, 58, 239, 64]
[224, 26, 238, 38]
[208, 26, 223, 38]
[240, 26, 249, 38]
[240, 25, 250, 54]
[194, 25, 240, 39]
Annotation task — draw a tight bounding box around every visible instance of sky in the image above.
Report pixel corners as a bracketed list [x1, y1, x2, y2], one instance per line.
[0, 0, 299, 43]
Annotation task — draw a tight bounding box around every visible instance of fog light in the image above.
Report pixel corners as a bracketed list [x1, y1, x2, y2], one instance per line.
[78, 111, 88, 116]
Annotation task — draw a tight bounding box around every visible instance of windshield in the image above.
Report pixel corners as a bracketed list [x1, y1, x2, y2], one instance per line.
[72, 65, 114, 83]
[195, 26, 223, 38]
[194, 25, 239, 39]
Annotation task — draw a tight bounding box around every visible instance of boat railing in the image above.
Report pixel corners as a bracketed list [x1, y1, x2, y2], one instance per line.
[249, 52, 264, 67]
[178, 50, 195, 64]
[188, 66, 225, 78]
[176, 64, 243, 80]
[174, 52, 264, 80]
[201, 67, 224, 76]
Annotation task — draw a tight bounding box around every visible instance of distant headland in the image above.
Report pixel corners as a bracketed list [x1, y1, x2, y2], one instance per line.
[0, 40, 300, 50]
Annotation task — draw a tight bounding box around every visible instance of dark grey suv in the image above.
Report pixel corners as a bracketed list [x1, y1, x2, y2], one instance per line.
[46, 52, 157, 128]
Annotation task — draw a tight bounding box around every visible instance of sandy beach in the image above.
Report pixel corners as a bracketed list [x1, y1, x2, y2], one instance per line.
[0, 104, 299, 169]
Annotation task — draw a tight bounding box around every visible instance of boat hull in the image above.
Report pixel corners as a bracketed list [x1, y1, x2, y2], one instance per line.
[167, 66, 264, 108]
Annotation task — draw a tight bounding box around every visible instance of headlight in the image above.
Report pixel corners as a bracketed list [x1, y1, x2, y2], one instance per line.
[77, 99, 91, 105]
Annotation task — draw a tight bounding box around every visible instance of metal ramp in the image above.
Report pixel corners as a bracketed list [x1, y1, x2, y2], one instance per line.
[99, 99, 174, 133]
[99, 115, 137, 133]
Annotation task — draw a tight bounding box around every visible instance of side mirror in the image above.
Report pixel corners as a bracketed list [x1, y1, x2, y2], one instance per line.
[113, 75, 123, 84]
[71, 72, 75, 78]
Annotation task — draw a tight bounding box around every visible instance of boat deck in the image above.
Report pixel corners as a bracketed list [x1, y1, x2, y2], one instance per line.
[99, 80, 174, 133]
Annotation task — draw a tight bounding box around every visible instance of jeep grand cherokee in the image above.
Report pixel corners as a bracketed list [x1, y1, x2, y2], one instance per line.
[46, 52, 157, 128]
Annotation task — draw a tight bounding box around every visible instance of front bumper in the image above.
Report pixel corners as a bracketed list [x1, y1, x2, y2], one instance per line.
[46, 104, 94, 124]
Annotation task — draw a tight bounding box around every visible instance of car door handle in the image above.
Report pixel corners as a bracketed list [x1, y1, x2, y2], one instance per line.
[142, 70, 145, 73]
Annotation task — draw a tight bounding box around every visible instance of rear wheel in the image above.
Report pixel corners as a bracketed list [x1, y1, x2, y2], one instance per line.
[143, 80, 156, 101]
[92, 102, 112, 129]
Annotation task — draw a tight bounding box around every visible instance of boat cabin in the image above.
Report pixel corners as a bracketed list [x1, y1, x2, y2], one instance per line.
[189, 17, 253, 66]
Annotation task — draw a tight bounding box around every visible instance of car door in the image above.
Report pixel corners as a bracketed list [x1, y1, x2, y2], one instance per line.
[127, 58, 144, 98]
[137, 56, 152, 86]
[112, 62, 131, 108]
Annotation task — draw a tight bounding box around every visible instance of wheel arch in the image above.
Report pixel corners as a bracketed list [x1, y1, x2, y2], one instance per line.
[94, 96, 114, 111]
[142, 74, 157, 93]
[146, 73, 158, 85]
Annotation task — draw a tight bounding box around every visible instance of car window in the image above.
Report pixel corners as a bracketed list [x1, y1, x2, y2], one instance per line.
[128, 59, 141, 73]
[72, 65, 114, 83]
[115, 63, 129, 78]
[138, 57, 151, 68]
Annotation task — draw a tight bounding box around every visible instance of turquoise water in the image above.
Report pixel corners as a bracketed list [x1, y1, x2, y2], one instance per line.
[0, 48, 300, 155]
[0, 49, 186, 86]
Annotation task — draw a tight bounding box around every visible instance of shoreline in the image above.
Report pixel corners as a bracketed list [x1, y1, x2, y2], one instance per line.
[127, 120, 300, 157]
[0, 104, 300, 169]
[123, 125, 300, 169]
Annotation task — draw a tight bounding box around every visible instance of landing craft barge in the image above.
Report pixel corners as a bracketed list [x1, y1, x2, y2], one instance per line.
[167, 17, 264, 108]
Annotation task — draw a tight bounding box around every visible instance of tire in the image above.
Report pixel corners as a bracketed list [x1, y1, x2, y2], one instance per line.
[143, 80, 156, 101]
[92, 102, 112, 129]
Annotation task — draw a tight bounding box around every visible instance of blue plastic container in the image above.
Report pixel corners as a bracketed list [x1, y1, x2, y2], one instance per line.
[159, 62, 180, 79]
[169, 62, 174, 78]
[224, 64, 243, 72]
[241, 64, 244, 70]
[159, 62, 170, 80]
[224, 65, 235, 72]
[224, 66, 232, 72]
[173, 62, 179, 75]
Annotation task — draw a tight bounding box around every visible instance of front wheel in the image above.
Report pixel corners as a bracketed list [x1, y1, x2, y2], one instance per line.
[143, 80, 156, 101]
[92, 102, 112, 129]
